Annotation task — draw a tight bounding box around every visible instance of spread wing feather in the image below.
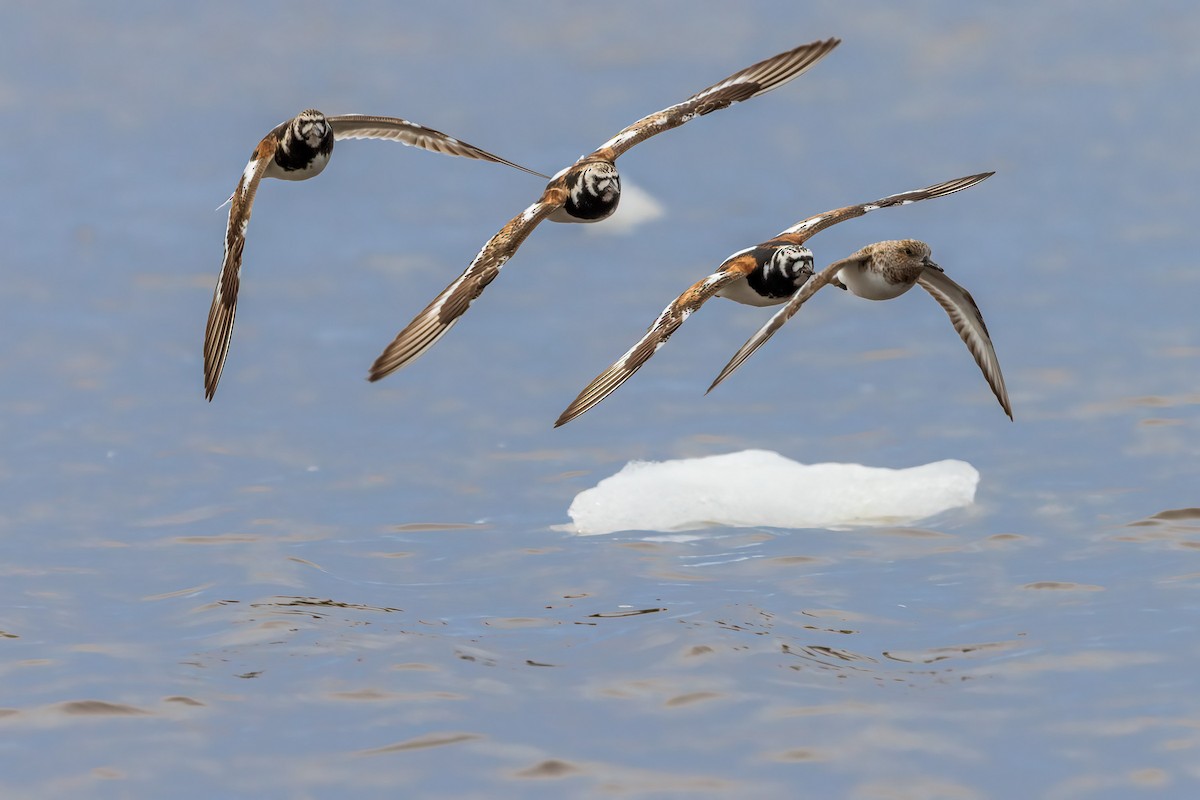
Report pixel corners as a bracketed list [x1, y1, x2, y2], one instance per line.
[203, 134, 278, 400]
[777, 172, 993, 243]
[328, 115, 547, 177]
[555, 258, 757, 426]
[917, 269, 1012, 418]
[368, 197, 563, 381]
[595, 38, 840, 159]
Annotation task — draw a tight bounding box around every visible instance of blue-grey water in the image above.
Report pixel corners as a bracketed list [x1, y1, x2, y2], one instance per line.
[3, 2, 1199, 798]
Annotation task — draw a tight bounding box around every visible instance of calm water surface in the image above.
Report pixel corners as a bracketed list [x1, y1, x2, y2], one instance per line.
[2, 2, 1199, 798]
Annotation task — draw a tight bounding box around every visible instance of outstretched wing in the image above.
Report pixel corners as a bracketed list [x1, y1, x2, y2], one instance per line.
[368, 194, 564, 381]
[917, 269, 1012, 419]
[203, 133, 279, 400]
[776, 172, 994, 244]
[554, 254, 759, 426]
[592, 38, 840, 160]
[707, 251, 866, 393]
[328, 115, 548, 178]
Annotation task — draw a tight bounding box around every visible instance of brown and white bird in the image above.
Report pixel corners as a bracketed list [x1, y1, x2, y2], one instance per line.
[709, 238, 1013, 418]
[554, 172, 993, 426]
[203, 109, 548, 400]
[366, 38, 841, 382]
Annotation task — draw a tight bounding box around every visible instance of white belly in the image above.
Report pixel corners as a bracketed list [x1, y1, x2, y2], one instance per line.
[838, 263, 915, 300]
[264, 150, 331, 182]
[547, 204, 613, 223]
[716, 278, 789, 307]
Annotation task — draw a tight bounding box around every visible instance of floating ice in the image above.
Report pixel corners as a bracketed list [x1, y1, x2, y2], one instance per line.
[562, 449, 979, 535]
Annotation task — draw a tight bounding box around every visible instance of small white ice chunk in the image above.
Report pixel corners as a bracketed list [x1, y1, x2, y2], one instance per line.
[562, 449, 979, 535]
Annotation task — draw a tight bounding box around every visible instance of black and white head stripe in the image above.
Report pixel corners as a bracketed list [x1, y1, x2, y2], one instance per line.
[562, 161, 622, 221]
[748, 244, 815, 299]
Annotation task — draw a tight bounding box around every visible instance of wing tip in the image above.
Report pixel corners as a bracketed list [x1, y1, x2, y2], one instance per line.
[706, 350, 748, 395]
[201, 331, 226, 403]
[553, 387, 602, 428]
[999, 393, 1014, 421]
[490, 155, 550, 180]
[366, 351, 400, 383]
[367, 331, 436, 383]
[202, 347, 225, 400]
[799, 36, 842, 63]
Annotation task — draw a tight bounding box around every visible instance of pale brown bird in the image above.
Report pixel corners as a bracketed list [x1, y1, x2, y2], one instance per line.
[710, 239, 1013, 419]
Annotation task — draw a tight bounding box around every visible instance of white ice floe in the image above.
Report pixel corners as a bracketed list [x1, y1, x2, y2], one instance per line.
[561, 449, 979, 536]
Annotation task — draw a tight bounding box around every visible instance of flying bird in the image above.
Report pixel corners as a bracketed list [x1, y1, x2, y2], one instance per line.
[367, 38, 842, 382]
[203, 109, 548, 400]
[555, 172, 993, 426]
[710, 238, 1012, 418]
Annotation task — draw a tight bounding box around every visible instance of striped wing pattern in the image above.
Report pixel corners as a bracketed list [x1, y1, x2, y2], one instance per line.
[596, 38, 840, 159]
[917, 269, 1012, 418]
[554, 258, 757, 426]
[203, 134, 278, 400]
[777, 172, 993, 243]
[328, 115, 547, 177]
[367, 198, 563, 381]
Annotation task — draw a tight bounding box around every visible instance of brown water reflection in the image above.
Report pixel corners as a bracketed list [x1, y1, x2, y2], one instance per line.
[359, 732, 483, 755]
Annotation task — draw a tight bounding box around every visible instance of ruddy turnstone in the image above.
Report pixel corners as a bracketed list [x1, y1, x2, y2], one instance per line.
[203, 109, 548, 400]
[554, 172, 993, 426]
[709, 238, 1013, 418]
[366, 38, 841, 382]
